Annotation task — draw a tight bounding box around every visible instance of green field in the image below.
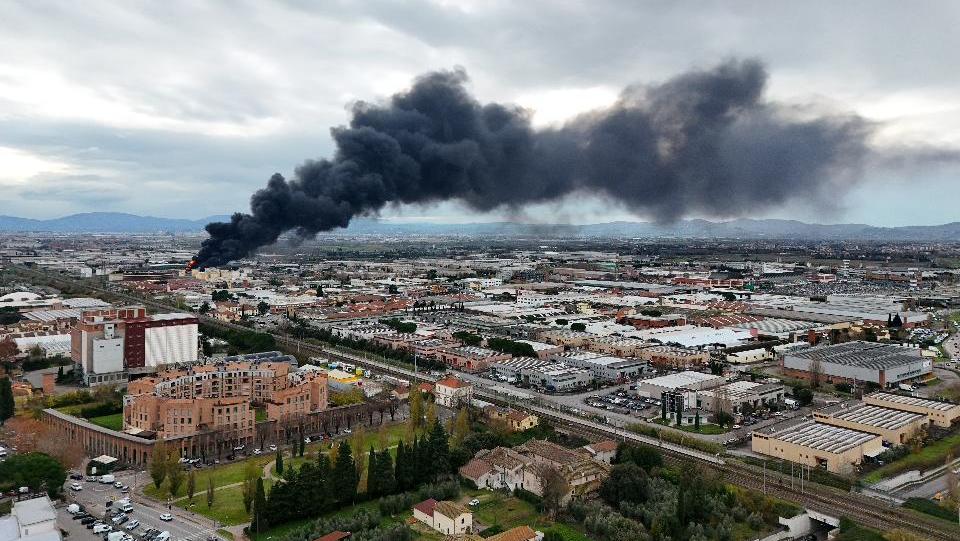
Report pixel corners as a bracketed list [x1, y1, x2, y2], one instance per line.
[175, 480, 275, 525]
[864, 431, 960, 483]
[145, 455, 274, 499]
[88, 413, 124, 431]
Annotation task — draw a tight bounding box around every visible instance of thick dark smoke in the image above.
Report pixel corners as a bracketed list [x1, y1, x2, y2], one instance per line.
[195, 58, 871, 267]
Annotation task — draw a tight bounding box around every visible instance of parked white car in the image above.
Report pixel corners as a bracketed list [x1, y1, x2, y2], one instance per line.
[159, 513, 173, 522]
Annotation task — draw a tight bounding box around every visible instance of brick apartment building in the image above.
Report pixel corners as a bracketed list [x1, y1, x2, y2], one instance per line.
[124, 356, 327, 452]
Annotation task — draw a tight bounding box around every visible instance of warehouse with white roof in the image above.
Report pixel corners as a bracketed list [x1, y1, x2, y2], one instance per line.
[751, 419, 884, 474]
[813, 402, 926, 445]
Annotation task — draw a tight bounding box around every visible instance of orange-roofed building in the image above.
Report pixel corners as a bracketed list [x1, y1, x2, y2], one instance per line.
[435, 377, 472, 408]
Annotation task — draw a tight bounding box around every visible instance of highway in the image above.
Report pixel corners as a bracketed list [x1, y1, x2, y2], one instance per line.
[14, 267, 960, 540]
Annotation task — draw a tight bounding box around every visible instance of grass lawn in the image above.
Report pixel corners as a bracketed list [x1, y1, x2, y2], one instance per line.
[864, 431, 960, 483]
[145, 455, 274, 499]
[468, 490, 589, 539]
[89, 413, 124, 431]
[173, 481, 272, 526]
[653, 417, 728, 435]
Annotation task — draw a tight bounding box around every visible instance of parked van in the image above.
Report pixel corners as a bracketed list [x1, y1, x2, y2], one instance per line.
[99, 474, 116, 484]
[67, 504, 81, 514]
[154, 531, 171, 541]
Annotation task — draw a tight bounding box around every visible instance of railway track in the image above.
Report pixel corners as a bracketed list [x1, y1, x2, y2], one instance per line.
[13, 267, 960, 540]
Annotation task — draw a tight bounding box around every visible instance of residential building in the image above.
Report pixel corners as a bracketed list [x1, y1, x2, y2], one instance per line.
[124, 354, 326, 451]
[637, 345, 710, 369]
[435, 377, 473, 408]
[412, 499, 472, 535]
[484, 406, 539, 432]
[437, 346, 511, 373]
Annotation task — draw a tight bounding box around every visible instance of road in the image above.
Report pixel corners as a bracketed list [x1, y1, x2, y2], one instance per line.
[62, 471, 223, 541]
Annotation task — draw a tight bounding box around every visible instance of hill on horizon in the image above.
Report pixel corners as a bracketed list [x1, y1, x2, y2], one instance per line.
[0, 212, 958, 240]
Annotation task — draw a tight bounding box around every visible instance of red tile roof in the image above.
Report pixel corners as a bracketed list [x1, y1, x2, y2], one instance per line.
[436, 377, 470, 389]
[413, 498, 437, 516]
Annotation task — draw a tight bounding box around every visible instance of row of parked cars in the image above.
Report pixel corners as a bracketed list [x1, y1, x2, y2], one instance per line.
[585, 390, 660, 414]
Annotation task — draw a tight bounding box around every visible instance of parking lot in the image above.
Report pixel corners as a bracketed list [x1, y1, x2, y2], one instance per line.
[585, 389, 660, 416]
[61, 470, 223, 541]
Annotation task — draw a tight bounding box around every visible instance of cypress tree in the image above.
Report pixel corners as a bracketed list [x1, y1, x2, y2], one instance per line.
[366, 445, 379, 498]
[275, 450, 284, 475]
[0, 377, 14, 424]
[379, 449, 396, 495]
[428, 419, 450, 478]
[333, 441, 357, 504]
[394, 441, 408, 492]
[252, 477, 268, 533]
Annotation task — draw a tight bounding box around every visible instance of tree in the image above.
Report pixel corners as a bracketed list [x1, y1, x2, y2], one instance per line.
[187, 469, 197, 502]
[275, 449, 284, 475]
[150, 441, 169, 489]
[198, 302, 211, 314]
[809, 358, 823, 389]
[615, 443, 663, 472]
[538, 465, 569, 518]
[425, 400, 437, 429]
[0, 338, 17, 366]
[428, 419, 450, 478]
[299, 434, 305, 457]
[0, 377, 14, 424]
[332, 441, 358, 505]
[570, 323, 586, 332]
[251, 477, 268, 533]
[599, 463, 649, 506]
[241, 461, 258, 513]
[0, 452, 67, 497]
[257, 301, 270, 315]
[167, 453, 185, 497]
[211, 290, 232, 302]
[409, 387, 424, 434]
[451, 407, 470, 448]
[206, 475, 215, 509]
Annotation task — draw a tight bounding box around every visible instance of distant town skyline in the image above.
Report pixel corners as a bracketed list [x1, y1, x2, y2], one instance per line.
[1, 1, 958, 226]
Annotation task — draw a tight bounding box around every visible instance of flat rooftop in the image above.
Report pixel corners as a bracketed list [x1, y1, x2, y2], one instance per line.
[640, 370, 723, 389]
[867, 392, 960, 412]
[820, 403, 925, 430]
[760, 419, 878, 454]
[787, 341, 923, 370]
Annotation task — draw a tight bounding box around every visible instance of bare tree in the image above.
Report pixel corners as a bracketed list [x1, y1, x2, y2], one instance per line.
[537, 465, 569, 519]
[809, 358, 823, 389]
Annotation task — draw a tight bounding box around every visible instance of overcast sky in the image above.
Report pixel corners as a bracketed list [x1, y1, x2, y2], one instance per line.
[1, 1, 959, 226]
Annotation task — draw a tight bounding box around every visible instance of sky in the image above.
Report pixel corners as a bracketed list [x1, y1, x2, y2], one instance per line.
[1, 1, 959, 226]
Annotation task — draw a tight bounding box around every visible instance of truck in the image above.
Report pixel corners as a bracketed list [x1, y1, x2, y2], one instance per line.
[899, 383, 917, 393]
[99, 474, 116, 484]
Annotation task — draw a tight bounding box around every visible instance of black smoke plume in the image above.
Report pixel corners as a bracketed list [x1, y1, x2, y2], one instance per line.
[195, 58, 870, 267]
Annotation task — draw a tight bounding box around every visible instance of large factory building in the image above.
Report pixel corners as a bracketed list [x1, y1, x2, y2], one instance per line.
[781, 341, 931, 388]
[71, 306, 198, 386]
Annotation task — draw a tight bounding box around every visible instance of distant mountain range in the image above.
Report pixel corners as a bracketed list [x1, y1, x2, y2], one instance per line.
[0, 212, 231, 233]
[0, 212, 959, 240]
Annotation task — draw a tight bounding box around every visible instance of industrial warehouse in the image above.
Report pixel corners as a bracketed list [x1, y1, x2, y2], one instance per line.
[751, 391, 960, 472]
[780, 341, 932, 387]
[751, 419, 884, 474]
